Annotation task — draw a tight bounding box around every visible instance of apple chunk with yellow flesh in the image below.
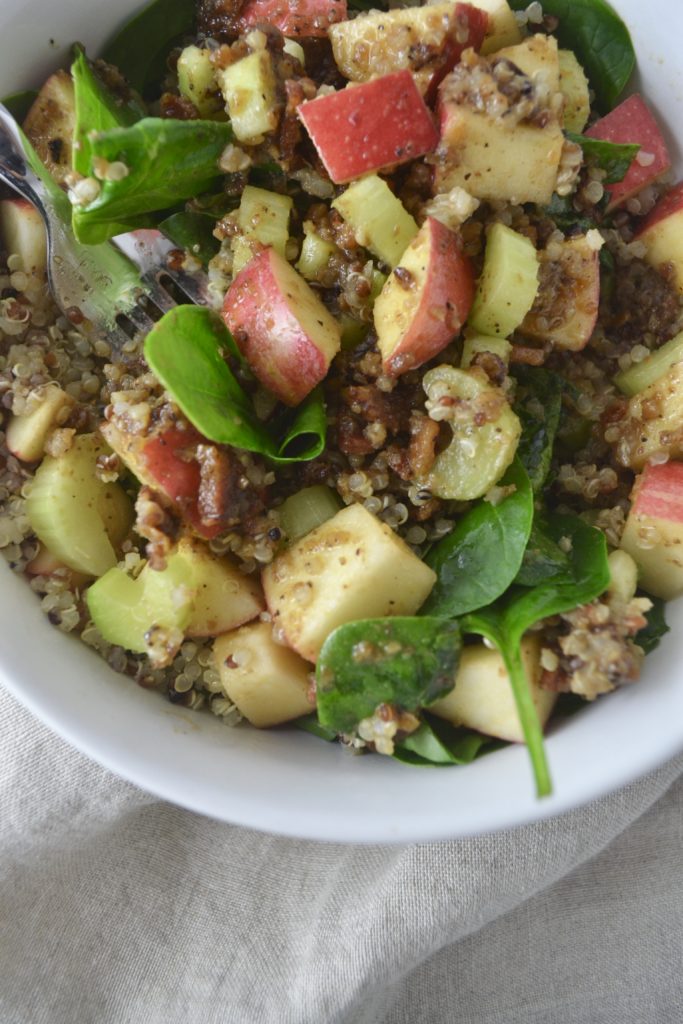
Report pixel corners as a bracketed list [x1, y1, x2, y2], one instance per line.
[520, 234, 601, 352]
[0, 198, 47, 278]
[374, 217, 474, 376]
[636, 181, 683, 295]
[620, 461, 683, 600]
[222, 247, 341, 407]
[176, 535, 263, 638]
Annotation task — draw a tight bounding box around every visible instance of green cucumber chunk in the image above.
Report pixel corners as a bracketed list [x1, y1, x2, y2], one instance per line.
[468, 223, 539, 338]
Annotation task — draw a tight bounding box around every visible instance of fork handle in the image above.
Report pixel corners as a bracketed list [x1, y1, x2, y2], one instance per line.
[0, 102, 58, 216]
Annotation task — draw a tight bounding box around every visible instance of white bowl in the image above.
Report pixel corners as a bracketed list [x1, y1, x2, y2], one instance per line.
[1, 0, 682, 843]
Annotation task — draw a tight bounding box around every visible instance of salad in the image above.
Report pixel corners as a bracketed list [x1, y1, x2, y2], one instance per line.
[0, 0, 679, 798]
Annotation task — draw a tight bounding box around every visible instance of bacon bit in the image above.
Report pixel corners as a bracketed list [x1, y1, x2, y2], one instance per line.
[510, 343, 546, 366]
[159, 93, 200, 120]
[407, 412, 439, 478]
[196, 444, 265, 530]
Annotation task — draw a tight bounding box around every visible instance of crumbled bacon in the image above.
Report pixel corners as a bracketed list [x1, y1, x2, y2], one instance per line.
[196, 444, 265, 531]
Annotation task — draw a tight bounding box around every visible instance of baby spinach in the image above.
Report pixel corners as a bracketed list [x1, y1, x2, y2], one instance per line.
[100, 0, 196, 96]
[158, 211, 220, 266]
[514, 520, 570, 587]
[292, 715, 338, 742]
[636, 596, 669, 654]
[541, 193, 599, 234]
[316, 617, 461, 735]
[144, 305, 327, 463]
[422, 459, 533, 619]
[508, 0, 635, 110]
[71, 48, 143, 177]
[73, 118, 233, 243]
[393, 716, 495, 766]
[513, 367, 564, 492]
[566, 132, 640, 185]
[463, 514, 610, 796]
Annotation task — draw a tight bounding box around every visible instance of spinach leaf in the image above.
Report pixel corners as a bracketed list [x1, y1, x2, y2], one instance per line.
[292, 715, 338, 742]
[463, 514, 610, 796]
[541, 193, 598, 234]
[100, 0, 196, 96]
[71, 47, 142, 177]
[513, 367, 564, 492]
[393, 715, 495, 766]
[143, 305, 327, 463]
[159, 211, 220, 265]
[636, 595, 669, 655]
[508, 0, 635, 110]
[566, 132, 640, 185]
[515, 520, 570, 586]
[422, 459, 533, 618]
[73, 118, 233, 243]
[1, 90, 37, 121]
[316, 617, 461, 735]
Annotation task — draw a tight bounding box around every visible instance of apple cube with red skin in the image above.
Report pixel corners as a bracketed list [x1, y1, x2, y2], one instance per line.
[585, 94, 671, 211]
[621, 461, 683, 600]
[0, 198, 47, 278]
[297, 71, 438, 184]
[635, 181, 683, 294]
[100, 420, 222, 540]
[222, 247, 341, 407]
[239, 0, 346, 36]
[374, 217, 475, 376]
[520, 234, 601, 351]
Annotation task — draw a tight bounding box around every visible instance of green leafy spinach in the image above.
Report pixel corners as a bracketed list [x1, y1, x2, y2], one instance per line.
[636, 596, 669, 654]
[566, 131, 640, 185]
[143, 305, 327, 463]
[393, 715, 498, 766]
[158, 211, 221, 266]
[316, 617, 461, 735]
[422, 459, 533, 619]
[513, 367, 564, 493]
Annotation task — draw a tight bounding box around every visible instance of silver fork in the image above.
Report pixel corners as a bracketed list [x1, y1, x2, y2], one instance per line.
[0, 102, 210, 347]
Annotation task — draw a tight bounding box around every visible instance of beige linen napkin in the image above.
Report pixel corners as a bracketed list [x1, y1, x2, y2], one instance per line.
[1, 681, 681, 1024]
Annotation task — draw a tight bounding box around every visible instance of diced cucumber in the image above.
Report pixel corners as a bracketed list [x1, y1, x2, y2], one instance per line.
[177, 45, 224, 119]
[296, 221, 336, 280]
[279, 485, 343, 543]
[217, 50, 278, 142]
[558, 49, 590, 133]
[86, 551, 194, 654]
[332, 175, 418, 269]
[468, 223, 539, 338]
[614, 330, 683, 397]
[420, 365, 521, 500]
[461, 333, 512, 368]
[26, 434, 133, 578]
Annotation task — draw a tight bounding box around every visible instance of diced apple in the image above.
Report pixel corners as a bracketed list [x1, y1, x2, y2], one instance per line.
[468, 223, 539, 338]
[216, 50, 279, 143]
[176, 535, 263, 637]
[430, 636, 557, 743]
[262, 503, 436, 663]
[328, 3, 488, 97]
[222, 247, 341, 407]
[331, 175, 418, 269]
[23, 70, 75, 186]
[620, 461, 683, 600]
[239, 0, 346, 37]
[635, 182, 683, 294]
[585, 94, 671, 211]
[25, 433, 133, 578]
[297, 71, 438, 184]
[213, 621, 313, 727]
[6, 384, 75, 463]
[469, 0, 520, 54]
[86, 551, 195, 657]
[374, 217, 475, 376]
[558, 49, 590, 133]
[435, 59, 564, 204]
[497, 33, 560, 94]
[0, 198, 47, 278]
[419, 364, 521, 500]
[100, 420, 221, 540]
[613, 361, 683, 471]
[520, 234, 601, 352]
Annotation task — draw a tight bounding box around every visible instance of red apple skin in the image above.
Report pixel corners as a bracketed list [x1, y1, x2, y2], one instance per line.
[239, 0, 346, 36]
[631, 461, 683, 521]
[638, 181, 683, 235]
[423, 4, 489, 105]
[222, 247, 341, 407]
[297, 70, 439, 184]
[621, 461, 683, 600]
[585, 94, 671, 210]
[374, 217, 475, 376]
[634, 182, 683, 293]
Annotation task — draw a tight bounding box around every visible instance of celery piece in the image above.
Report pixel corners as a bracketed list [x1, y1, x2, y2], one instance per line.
[177, 45, 224, 118]
[558, 49, 590, 133]
[233, 185, 293, 274]
[216, 51, 278, 142]
[279, 486, 342, 543]
[296, 221, 336, 280]
[26, 434, 133, 578]
[86, 551, 194, 653]
[461, 333, 512, 368]
[332, 175, 418, 268]
[614, 330, 683, 397]
[468, 223, 539, 338]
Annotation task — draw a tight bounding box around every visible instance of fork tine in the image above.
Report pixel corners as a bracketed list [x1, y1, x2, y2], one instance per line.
[112, 229, 211, 311]
[104, 323, 135, 350]
[125, 302, 159, 336]
[139, 272, 178, 314]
